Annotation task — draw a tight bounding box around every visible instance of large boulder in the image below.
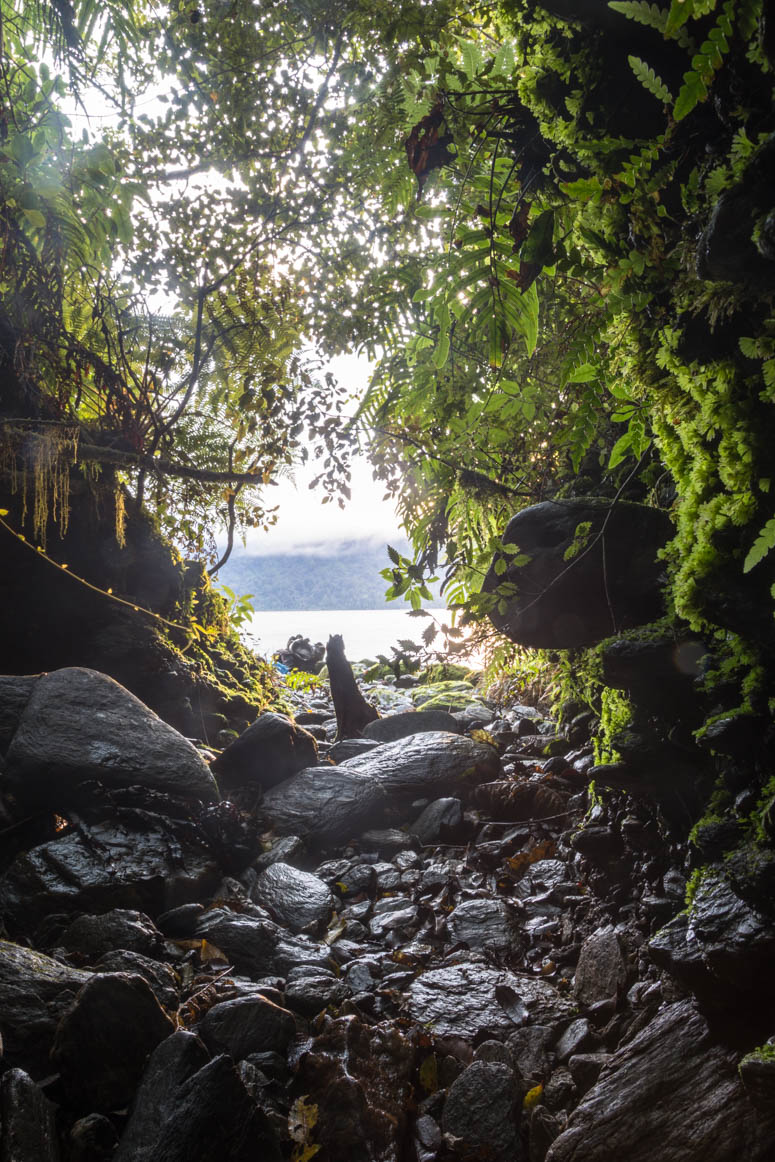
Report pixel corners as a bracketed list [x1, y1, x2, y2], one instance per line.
[362, 709, 463, 742]
[210, 711, 318, 791]
[3, 667, 219, 808]
[481, 498, 673, 649]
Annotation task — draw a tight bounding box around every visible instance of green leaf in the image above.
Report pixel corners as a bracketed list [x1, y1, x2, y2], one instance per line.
[567, 363, 597, 383]
[21, 208, 46, 228]
[387, 544, 402, 566]
[608, 428, 633, 469]
[433, 330, 450, 369]
[743, 517, 775, 573]
[628, 56, 673, 104]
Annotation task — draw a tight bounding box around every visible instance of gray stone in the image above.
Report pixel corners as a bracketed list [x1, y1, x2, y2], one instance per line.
[507, 1026, 554, 1083]
[573, 926, 627, 1008]
[197, 995, 296, 1059]
[94, 949, 180, 1009]
[284, 970, 346, 1016]
[211, 711, 318, 790]
[442, 1060, 522, 1162]
[447, 898, 524, 955]
[68, 1114, 118, 1162]
[362, 709, 463, 742]
[482, 498, 673, 648]
[545, 1002, 775, 1162]
[4, 667, 219, 806]
[406, 961, 573, 1041]
[51, 972, 176, 1110]
[554, 1019, 592, 1063]
[328, 737, 382, 763]
[250, 862, 334, 934]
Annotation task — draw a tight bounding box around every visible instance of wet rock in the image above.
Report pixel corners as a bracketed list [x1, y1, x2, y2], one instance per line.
[554, 1019, 592, 1063]
[529, 1106, 564, 1162]
[649, 870, 775, 1010]
[328, 738, 382, 763]
[447, 898, 525, 956]
[570, 825, 622, 863]
[0, 809, 222, 930]
[573, 926, 627, 1009]
[543, 1067, 577, 1112]
[294, 1015, 417, 1162]
[411, 797, 464, 844]
[114, 1031, 210, 1161]
[156, 902, 205, 938]
[68, 1114, 119, 1162]
[358, 828, 417, 857]
[0, 1068, 60, 1162]
[93, 949, 180, 1008]
[406, 961, 573, 1041]
[507, 1026, 554, 1083]
[482, 499, 673, 649]
[441, 1060, 522, 1161]
[51, 971, 176, 1110]
[0, 675, 38, 753]
[0, 939, 91, 1078]
[739, 1046, 775, 1111]
[567, 1053, 610, 1096]
[4, 667, 219, 808]
[262, 732, 498, 844]
[194, 908, 329, 977]
[362, 709, 463, 742]
[285, 968, 346, 1016]
[197, 995, 296, 1060]
[59, 908, 164, 962]
[545, 1002, 775, 1162]
[260, 765, 388, 845]
[211, 712, 318, 791]
[250, 863, 334, 934]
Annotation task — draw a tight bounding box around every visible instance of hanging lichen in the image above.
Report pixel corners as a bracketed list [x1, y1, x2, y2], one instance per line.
[0, 422, 79, 548]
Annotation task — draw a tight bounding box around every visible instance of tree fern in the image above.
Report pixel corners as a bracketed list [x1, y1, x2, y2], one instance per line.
[673, 1, 733, 121]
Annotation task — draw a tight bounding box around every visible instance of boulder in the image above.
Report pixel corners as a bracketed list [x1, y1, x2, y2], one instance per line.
[210, 711, 318, 790]
[193, 908, 329, 977]
[51, 972, 176, 1111]
[3, 667, 219, 808]
[0, 675, 38, 753]
[362, 709, 463, 742]
[481, 498, 673, 648]
[573, 926, 627, 1009]
[545, 1002, 775, 1162]
[0, 808, 222, 930]
[250, 862, 334, 934]
[59, 908, 165, 962]
[197, 995, 296, 1060]
[0, 939, 92, 1078]
[261, 732, 498, 844]
[442, 1061, 523, 1162]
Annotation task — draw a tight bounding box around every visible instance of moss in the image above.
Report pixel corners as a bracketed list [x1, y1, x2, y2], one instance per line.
[740, 1043, 775, 1069]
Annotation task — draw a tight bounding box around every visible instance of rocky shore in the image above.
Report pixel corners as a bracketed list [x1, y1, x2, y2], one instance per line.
[1, 664, 774, 1161]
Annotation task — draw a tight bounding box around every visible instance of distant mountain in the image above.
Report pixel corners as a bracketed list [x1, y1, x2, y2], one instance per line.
[217, 539, 443, 610]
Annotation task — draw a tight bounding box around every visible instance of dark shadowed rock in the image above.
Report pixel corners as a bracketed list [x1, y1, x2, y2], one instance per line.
[4, 667, 219, 807]
[362, 709, 463, 742]
[68, 1114, 119, 1162]
[411, 797, 464, 844]
[250, 862, 334, 934]
[210, 712, 318, 791]
[573, 926, 627, 1009]
[0, 676, 38, 753]
[59, 908, 164, 962]
[94, 949, 180, 1009]
[545, 1002, 775, 1162]
[51, 972, 176, 1111]
[482, 499, 673, 648]
[0, 1068, 60, 1162]
[285, 967, 347, 1016]
[328, 737, 382, 763]
[0, 809, 221, 930]
[197, 995, 296, 1060]
[193, 908, 329, 976]
[294, 1015, 417, 1162]
[442, 1060, 523, 1162]
[0, 939, 92, 1078]
[128, 1054, 281, 1162]
[114, 1031, 210, 1162]
[340, 731, 500, 795]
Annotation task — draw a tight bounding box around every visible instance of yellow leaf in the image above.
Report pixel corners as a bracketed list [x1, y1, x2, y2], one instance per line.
[0, 508, 8, 516]
[523, 1083, 543, 1111]
[289, 1096, 319, 1144]
[419, 1053, 438, 1093]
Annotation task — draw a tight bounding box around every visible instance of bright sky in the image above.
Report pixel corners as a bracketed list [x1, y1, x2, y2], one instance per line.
[237, 353, 406, 556]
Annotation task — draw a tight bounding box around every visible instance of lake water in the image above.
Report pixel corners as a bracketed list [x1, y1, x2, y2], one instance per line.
[245, 608, 478, 663]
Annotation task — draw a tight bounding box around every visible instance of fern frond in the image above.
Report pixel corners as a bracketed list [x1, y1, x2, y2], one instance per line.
[743, 516, 775, 573]
[609, 2, 669, 32]
[628, 55, 673, 103]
